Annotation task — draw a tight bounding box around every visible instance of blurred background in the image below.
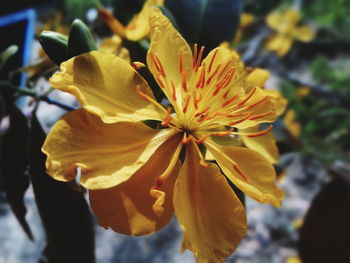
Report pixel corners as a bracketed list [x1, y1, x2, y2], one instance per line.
[0, 0, 349, 262]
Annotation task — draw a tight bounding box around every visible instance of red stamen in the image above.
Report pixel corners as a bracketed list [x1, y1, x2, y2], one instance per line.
[215, 128, 234, 136]
[196, 66, 206, 89]
[192, 44, 198, 68]
[136, 86, 151, 101]
[223, 90, 230, 99]
[182, 95, 191, 113]
[195, 46, 205, 72]
[228, 112, 252, 126]
[154, 54, 166, 78]
[161, 108, 172, 126]
[194, 106, 210, 117]
[196, 135, 210, 144]
[151, 53, 161, 73]
[217, 60, 233, 80]
[247, 125, 273, 137]
[182, 71, 188, 92]
[171, 81, 177, 101]
[233, 164, 248, 181]
[249, 111, 272, 120]
[208, 49, 219, 73]
[226, 113, 246, 118]
[246, 96, 268, 110]
[222, 94, 238, 107]
[179, 51, 183, 73]
[206, 64, 221, 85]
[238, 88, 256, 106]
[156, 74, 165, 89]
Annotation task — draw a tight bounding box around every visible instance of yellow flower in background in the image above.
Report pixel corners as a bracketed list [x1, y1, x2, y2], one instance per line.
[284, 109, 301, 138]
[98, 0, 164, 41]
[265, 8, 315, 56]
[43, 10, 284, 263]
[234, 12, 254, 44]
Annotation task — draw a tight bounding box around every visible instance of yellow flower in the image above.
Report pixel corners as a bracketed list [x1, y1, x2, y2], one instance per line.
[284, 109, 301, 138]
[99, 35, 131, 62]
[234, 12, 254, 44]
[98, 0, 164, 41]
[265, 8, 315, 56]
[43, 10, 284, 263]
[239, 68, 287, 163]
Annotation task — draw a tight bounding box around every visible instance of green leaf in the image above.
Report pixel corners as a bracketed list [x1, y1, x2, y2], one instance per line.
[1, 104, 33, 240]
[67, 19, 97, 58]
[39, 31, 69, 65]
[0, 45, 18, 70]
[28, 114, 95, 263]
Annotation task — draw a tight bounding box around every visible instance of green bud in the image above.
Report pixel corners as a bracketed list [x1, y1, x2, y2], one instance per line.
[68, 19, 97, 58]
[39, 31, 69, 65]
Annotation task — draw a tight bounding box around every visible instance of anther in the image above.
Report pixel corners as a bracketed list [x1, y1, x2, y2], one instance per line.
[206, 64, 221, 85]
[179, 51, 183, 73]
[194, 106, 210, 117]
[195, 46, 205, 72]
[208, 49, 219, 73]
[192, 44, 198, 68]
[154, 54, 166, 78]
[161, 108, 173, 126]
[171, 81, 177, 101]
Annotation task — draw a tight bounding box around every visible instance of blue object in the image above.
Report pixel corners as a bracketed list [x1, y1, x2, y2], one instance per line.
[0, 9, 36, 88]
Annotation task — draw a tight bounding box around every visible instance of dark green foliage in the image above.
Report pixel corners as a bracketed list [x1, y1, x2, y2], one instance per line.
[165, 0, 241, 53]
[28, 114, 95, 263]
[1, 105, 33, 240]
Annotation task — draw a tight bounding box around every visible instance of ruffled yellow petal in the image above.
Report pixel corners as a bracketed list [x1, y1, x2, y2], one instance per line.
[245, 68, 270, 91]
[42, 109, 177, 189]
[263, 89, 288, 116]
[50, 51, 165, 123]
[89, 134, 181, 236]
[99, 35, 131, 62]
[147, 9, 193, 103]
[293, 25, 315, 42]
[240, 125, 279, 164]
[126, 0, 164, 41]
[174, 141, 247, 263]
[284, 9, 300, 25]
[265, 34, 293, 56]
[204, 140, 284, 207]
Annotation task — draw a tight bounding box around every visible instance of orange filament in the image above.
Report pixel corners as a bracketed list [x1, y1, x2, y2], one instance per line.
[246, 96, 268, 110]
[196, 134, 210, 144]
[182, 95, 191, 113]
[136, 85, 152, 101]
[171, 81, 177, 101]
[238, 88, 257, 106]
[192, 44, 198, 68]
[206, 64, 221, 85]
[156, 73, 165, 89]
[228, 112, 252, 125]
[215, 128, 234, 136]
[179, 51, 183, 73]
[161, 108, 173, 126]
[217, 60, 233, 79]
[226, 113, 246, 118]
[195, 46, 205, 72]
[246, 125, 273, 137]
[194, 106, 210, 117]
[196, 66, 206, 89]
[249, 111, 272, 120]
[197, 114, 209, 123]
[181, 133, 192, 144]
[208, 49, 219, 73]
[233, 164, 248, 181]
[182, 71, 188, 92]
[222, 94, 238, 107]
[154, 54, 166, 78]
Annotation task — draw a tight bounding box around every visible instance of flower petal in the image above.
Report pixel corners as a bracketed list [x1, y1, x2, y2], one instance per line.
[240, 125, 279, 164]
[266, 11, 283, 31]
[126, 0, 164, 41]
[50, 50, 165, 123]
[147, 9, 193, 101]
[245, 68, 270, 90]
[99, 35, 131, 62]
[204, 140, 284, 207]
[42, 109, 177, 189]
[174, 141, 247, 263]
[263, 89, 287, 116]
[265, 34, 293, 56]
[293, 25, 315, 42]
[89, 134, 181, 236]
